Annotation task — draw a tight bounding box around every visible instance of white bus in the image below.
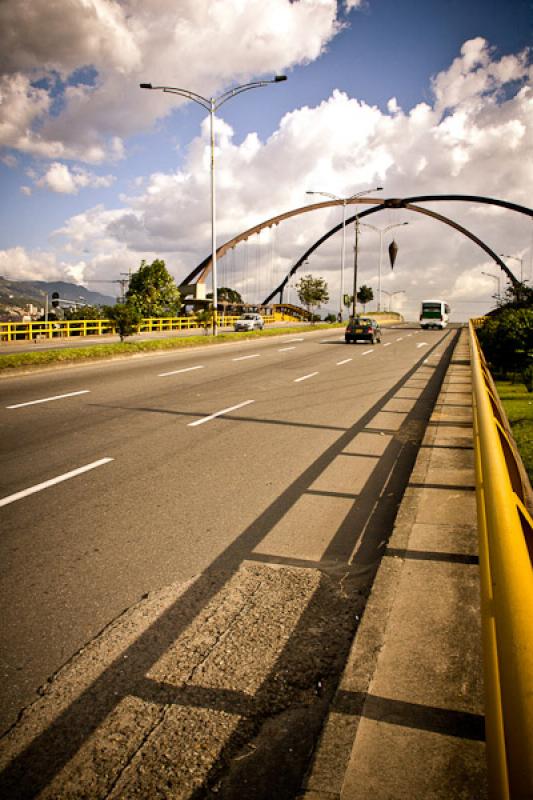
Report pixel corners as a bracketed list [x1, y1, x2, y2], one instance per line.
[419, 300, 450, 329]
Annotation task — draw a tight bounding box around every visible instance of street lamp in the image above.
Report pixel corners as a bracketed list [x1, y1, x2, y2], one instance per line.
[500, 254, 524, 283]
[141, 75, 287, 334]
[481, 271, 501, 302]
[306, 187, 382, 320]
[360, 222, 409, 311]
[381, 289, 405, 312]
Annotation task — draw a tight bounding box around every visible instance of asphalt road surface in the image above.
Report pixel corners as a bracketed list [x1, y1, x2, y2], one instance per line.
[0, 324, 456, 736]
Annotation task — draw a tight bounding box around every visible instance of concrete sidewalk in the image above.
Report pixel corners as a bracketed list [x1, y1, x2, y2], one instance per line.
[300, 328, 487, 799]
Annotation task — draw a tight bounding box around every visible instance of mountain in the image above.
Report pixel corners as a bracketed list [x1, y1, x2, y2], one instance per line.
[0, 277, 117, 309]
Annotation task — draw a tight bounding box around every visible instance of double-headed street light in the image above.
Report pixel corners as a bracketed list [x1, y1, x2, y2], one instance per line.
[141, 76, 287, 334]
[306, 187, 383, 320]
[359, 222, 409, 311]
[381, 289, 405, 312]
[482, 271, 502, 302]
[500, 253, 524, 284]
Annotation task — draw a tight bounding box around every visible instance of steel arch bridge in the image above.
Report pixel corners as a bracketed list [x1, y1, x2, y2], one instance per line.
[179, 195, 533, 303]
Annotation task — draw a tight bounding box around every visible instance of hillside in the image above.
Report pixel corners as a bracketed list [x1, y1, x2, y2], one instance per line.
[0, 277, 117, 310]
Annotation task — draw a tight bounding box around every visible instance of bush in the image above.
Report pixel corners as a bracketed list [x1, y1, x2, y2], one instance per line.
[477, 307, 533, 391]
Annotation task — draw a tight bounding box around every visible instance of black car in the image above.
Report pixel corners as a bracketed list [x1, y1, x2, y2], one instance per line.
[345, 316, 382, 344]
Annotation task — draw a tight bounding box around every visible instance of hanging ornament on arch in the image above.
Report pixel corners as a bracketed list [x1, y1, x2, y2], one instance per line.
[388, 239, 398, 269]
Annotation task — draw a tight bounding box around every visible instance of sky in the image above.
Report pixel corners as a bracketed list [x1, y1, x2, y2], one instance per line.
[0, 0, 532, 320]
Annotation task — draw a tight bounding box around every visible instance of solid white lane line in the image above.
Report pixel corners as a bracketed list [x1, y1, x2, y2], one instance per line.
[232, 354, 260, 362]
[294, 372, 319, 383]
[0, 458, 114, 508]
[7, 390, 90, 409]
[362, 350, 374, 356]
[336, 358, 352, 365]
[158, 365, 204, 377]
[383, 342, 392, 348]
[188, 400, 255, 427]
[278, 346, 296, 352]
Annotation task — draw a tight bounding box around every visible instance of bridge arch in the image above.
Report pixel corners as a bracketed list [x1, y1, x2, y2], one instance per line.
[262, 201, 526, 304]
[180, 195, 532, 297]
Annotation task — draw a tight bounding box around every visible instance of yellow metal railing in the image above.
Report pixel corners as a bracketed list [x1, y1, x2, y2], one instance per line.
[470, 321, 533, 799]
[0, 314, 277, 342]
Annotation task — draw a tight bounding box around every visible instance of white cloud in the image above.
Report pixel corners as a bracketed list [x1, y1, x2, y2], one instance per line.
[0, 0, 340, 162]
[1, 35, 531, 322]
[431, 37, 530, 116]
[0, 246, 64, 281]
[0, 0, 141, 77]
[34, 162, 115, 193]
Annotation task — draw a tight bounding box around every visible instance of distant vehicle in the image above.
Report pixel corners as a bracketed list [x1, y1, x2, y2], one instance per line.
[234, 312, 264, 331]
[345, 316, 381, 344]
[419, 300, 450, 329]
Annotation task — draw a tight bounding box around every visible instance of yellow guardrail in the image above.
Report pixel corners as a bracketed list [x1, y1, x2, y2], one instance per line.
[0, 314, 277, 342]
[469, 321, 533, 799]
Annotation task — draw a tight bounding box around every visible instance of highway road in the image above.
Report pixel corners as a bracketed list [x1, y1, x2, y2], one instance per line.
[0, 323, 457, 736]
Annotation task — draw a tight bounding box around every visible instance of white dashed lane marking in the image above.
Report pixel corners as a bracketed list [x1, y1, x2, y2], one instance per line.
[7, 390, 90, 409]
[0, 458, 114, 508]
[159, 365, 204, 377]
[188, 400, 255, 427]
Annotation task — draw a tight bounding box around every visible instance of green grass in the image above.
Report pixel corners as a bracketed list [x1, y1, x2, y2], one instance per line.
[495, 380, 533, 484]
[0, 323, 344, 373]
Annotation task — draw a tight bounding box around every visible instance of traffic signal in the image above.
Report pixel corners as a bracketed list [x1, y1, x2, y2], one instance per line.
[51, 292, 60, 308]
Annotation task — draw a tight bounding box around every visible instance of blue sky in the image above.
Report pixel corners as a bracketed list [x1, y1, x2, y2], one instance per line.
[0, 0, 531, 319]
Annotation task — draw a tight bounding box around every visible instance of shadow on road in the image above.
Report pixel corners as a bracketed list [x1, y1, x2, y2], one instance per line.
[0, 332, 459, 799]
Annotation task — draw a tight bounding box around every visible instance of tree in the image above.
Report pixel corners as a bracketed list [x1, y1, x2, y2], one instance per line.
[64, 305, 104, 320]
[477, 307, 533, 390]
[105, 303, 142, 342]
[217, 287, 243, 306]
[357, 285, 374, 312]
[206, 286, 244, 317]
[295, 274, 329, 321]
[498, 281, 533, 310]
[126, 259, 182, 317]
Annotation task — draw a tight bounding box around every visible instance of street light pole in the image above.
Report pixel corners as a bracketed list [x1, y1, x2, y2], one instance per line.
[500, 253, 524, 283]
[352, 217, 360, 318]
[359, 222, 409, 311]
[482, 271, 501, 302]
[306, 187, 382, 320]
[141, 76, 287, 334]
